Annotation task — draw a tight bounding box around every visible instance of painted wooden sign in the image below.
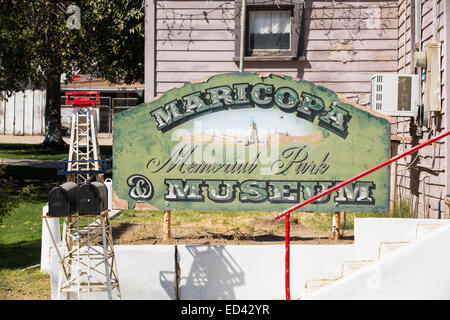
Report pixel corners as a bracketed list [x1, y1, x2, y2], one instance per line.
[113, 73, 390, 212]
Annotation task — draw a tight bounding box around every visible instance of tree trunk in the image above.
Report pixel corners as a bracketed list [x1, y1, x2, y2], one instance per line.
[43, 71, 67, 147]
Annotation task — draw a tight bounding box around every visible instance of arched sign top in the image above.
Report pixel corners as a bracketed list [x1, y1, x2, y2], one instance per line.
[113, 72, 390, 212]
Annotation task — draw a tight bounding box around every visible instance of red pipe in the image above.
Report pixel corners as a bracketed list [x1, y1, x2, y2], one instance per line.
[275, 129, 450, 300]
[274, 130, 450, 221]
[285, 213, 290, 300]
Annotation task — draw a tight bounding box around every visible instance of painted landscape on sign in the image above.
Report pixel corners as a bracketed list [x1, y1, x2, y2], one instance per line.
[113, 72, 391, 212]
[175, 107, 323, 147]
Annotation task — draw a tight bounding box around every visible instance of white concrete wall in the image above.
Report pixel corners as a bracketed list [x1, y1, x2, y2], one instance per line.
[40, 206, 61, 274]
[50, 242, 362, 300]
[306, 222, 450, 299]
[49, 245, 176, 300]
[48, 218, 450, 300]
[115, 245, 176, 300]
[353, 217, 450, 259]
[177, 245, 284, 300]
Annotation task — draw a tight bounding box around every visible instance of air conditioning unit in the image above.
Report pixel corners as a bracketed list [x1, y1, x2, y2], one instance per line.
[370, 74, 420, 117]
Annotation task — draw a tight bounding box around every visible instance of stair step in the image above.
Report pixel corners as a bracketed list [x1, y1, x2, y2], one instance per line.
[379, 242, 408, 259]
[305, 279, 337, 295]
[416, 224, 446, 239]
[342, 260, 374, 277]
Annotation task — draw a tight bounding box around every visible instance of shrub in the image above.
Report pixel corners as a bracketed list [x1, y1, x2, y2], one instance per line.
[17, 184, 39, 202]
[392, 198, 417, 218]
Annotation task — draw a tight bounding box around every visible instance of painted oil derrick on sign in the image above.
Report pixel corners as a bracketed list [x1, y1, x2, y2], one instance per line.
[113, 73, 391, 212]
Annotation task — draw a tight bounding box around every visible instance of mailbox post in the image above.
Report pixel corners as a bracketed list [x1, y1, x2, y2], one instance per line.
[50, 180, 120, 300]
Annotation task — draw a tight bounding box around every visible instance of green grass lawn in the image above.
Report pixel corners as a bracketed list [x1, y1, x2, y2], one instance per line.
[0, 143, 112, 160]
[0, 169, 53, 300]
[0, 200, 47, 269]
[0, 163, 111, 299]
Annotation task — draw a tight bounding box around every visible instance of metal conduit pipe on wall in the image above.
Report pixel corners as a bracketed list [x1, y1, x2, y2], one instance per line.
[239, 0, 246, 73]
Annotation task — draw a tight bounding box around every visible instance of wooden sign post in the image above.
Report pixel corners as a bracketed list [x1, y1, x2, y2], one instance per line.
[332, 212, 341, 239]
[163, 210, 172, 240]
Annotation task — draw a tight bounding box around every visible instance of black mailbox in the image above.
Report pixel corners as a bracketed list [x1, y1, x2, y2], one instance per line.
[48, 182, 79, 217]
[77, 181, 108, 215]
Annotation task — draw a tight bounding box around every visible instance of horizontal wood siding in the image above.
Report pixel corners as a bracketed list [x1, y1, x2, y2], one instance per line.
[150, 0, 450, 218]
[153, 0, 399, 107]
[393, 0, 448, 219]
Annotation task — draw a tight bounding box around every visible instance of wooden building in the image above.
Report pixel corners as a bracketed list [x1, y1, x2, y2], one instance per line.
[144, 0, 449, 219]
[394, 0, 448, 219]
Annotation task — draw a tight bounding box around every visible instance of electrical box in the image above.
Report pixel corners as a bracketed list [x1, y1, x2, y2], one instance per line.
[77, 181, 108, 215]
[48, 182, 79, 217]
[370, 74, 420, 117]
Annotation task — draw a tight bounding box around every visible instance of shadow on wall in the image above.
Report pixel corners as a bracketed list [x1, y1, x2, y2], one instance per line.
[160, 245, 245, 300]
[160, 270, 176, 300]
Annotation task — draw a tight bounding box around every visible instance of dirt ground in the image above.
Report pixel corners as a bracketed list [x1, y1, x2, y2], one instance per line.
[111, 213, 354, 246]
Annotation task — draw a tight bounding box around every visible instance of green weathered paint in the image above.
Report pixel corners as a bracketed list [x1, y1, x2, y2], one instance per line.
[113, 72, 390, 212]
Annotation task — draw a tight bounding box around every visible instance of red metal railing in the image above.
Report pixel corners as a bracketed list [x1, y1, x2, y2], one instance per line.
[274, 129, 450, 300]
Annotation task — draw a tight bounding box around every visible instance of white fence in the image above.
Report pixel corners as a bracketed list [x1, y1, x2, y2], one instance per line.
[0, 90, 46, 136]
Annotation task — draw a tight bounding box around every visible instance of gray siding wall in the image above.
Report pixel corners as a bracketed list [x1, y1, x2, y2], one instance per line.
[149, 0, 399, 107]
[393, 0, 447, 219]
[146, 0, 449, 218]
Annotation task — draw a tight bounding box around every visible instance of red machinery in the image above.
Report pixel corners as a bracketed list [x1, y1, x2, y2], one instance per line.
[65, 91, 99, 107]
[65, 74, 99, 107]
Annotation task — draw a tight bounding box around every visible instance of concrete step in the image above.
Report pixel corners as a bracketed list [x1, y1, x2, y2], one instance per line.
[305, 279, 338, 295]
[303, 220, 450, 299]
[379, 242, 409, 259]
[416, 224, 447, 240]
[342, 260, 374, 277]
[354, 219, 449, 252]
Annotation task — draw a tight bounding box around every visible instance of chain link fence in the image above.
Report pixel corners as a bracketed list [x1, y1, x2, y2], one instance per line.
[98, 97, 112, 133]
[113, 97, 138, 113]
[60, 95, 139, 134]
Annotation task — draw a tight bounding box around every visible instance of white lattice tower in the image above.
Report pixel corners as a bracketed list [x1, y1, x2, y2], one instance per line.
[55, 90, 119, 299]
[57, 212, 121, 300]
[67, 107, 104, 183]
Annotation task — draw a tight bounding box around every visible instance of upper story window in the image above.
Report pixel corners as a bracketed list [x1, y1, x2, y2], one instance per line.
[235, 0, 305, 61]
[249, 9, 291, 52]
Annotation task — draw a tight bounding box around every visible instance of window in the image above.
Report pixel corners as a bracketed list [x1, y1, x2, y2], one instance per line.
[249, 10, 291, 51]
[234, 0, 305, 61]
